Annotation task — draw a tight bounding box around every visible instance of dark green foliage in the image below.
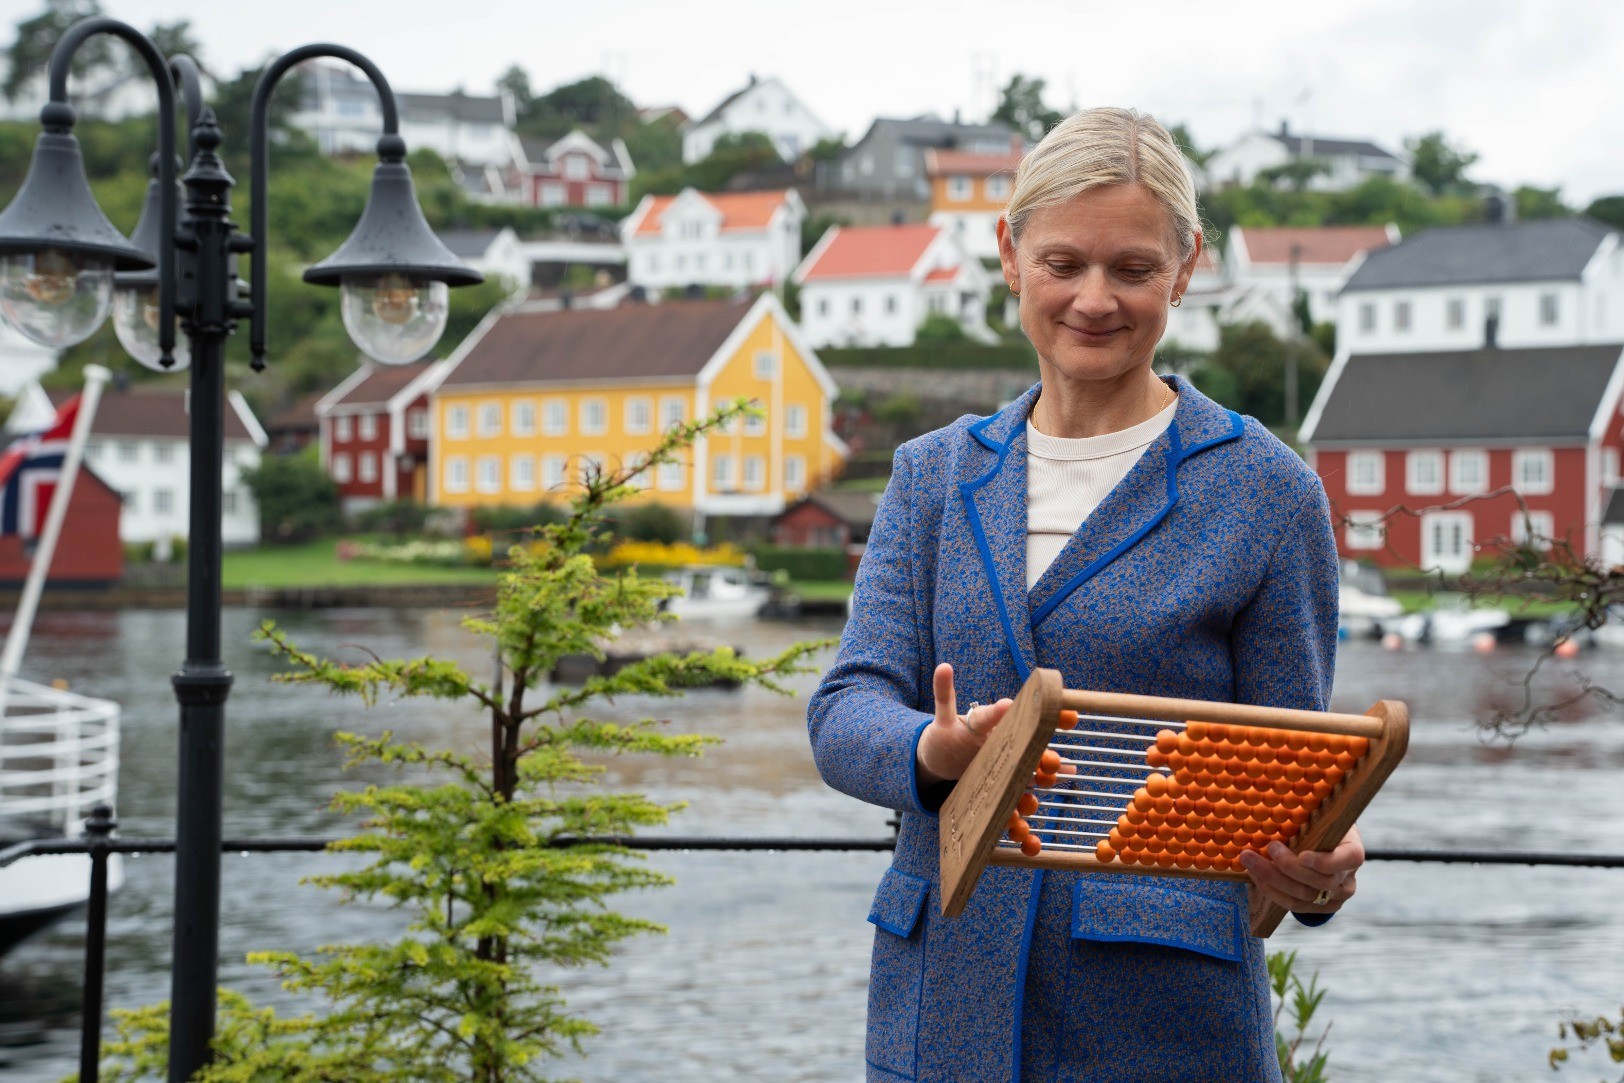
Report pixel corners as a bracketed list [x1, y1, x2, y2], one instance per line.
[240, 445, 342, 544]
[915, 311, 970, 344]
[605, 501, 688, 544]
[1189, 320, 1327, 429]
[873, 391, 922, 425]
[3, 0, 110, 103]
[991, 74, 1063, 140]
[751, 546, 849, 581]
[467, 501, 568, 537]
[516, 75, 637, 143]
[1257, 158, 1332, 192]
[1270, 950, 1331, 1082]
[819, 343, 1037, 370]
[802, 211, 848, 258]
[352, 500, 434, 537]
[1548, 1010, 1624, 1077]
[1586, 195, 1624, 232]
[1404, 131, 1479, 196]
[1513, 184, 1572, 219]
[1203, 174, 1483, 243]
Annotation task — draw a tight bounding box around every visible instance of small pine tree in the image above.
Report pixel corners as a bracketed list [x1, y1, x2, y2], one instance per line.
[94, 397, 828, 1082]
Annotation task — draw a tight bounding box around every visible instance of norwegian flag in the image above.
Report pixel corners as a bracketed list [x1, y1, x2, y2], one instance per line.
[0, 393, 81, 540]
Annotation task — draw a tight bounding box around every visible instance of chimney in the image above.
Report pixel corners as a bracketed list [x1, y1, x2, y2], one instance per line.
[628, 284, 648, 304]
[891, 209, 906, 226]
[1278, 119, 1289, 138]
[1484, 189, 1516, 225]
[1485, 312, 1500, 348]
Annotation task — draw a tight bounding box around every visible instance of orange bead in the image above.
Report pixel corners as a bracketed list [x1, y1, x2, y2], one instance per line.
[1207, 723, 1229, 741]
[1193, 827, 1214, 844]
[1018, 793, 1039, 816]
[1034, 771, 1059, 788]
[1146, 748, 1168, 769]
[1145, 773, 1170, 797]
[1253, 745, 1277, 765]
[1020, 835, 1042, 857]
[1196, 738, 1219, 757]
[1174, 825, 1195, 843]
[1186, 721, 1208, 741]
[1153, 796, 1174, 815]
[1119, 846, 1143, 864]
[1142, 836, 1166, 854]
[1175, 852, 1196, 868]
[1283, 763, 1305, 782]
[1058, 709, 1079, 730]
[1311, 780, 1333, 800]
[1264, 762, 1286, 781]
[1008, 817, 1030, 841]
[1155, 822, 1177, 841]
[1334, 751, 1357, 771]
[1095, 841, 1116, 863]
[1156, 730, 1179, 755]
[1174, 796, 1196, 816]
[1132, 788, 1153, 813]
[1177, 735, 1197, 757]
[1040, 749, 1062, 773]
[1166, 751, 1186, 772]
[1230, 742, 1256, 763]
[1155, 851, 1177, 868]
[1308, 734, 1330, 753]
[1349, 736, 1370, 758]
[1220, 842, 1241, 859]
[1286, 731, 1309, 751]
[1265, 729, 1290, 750]
[1277, 821, 1300, 841]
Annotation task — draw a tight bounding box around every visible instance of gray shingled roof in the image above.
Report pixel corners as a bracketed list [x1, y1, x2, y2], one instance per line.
[1272, 132, 1401, 162]
[856, 115, 1017, 149]
[1310, 345, 1623, 444]
[436, 229, 503, 259]
[1343, 218, 1614, 291]
[397, 91, 506, 125]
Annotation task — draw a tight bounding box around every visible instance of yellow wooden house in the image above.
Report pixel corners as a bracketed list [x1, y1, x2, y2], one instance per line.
[428, 292, 848, 522]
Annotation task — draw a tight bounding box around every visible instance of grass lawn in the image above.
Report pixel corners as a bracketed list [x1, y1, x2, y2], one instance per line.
[223, 539, 498, 590]
[792, 578, 854, 602]
[1388, 588, 1576, 619]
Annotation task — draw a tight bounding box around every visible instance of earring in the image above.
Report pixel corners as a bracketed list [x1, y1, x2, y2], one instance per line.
[1170, 294, 1182, 308]
[1008, 282, 1020, 297]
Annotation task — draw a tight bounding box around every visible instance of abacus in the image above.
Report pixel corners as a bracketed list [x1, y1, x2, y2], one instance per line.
[939, 668, 1408, 937]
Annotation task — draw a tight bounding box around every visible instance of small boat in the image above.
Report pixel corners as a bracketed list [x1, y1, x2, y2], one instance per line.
[1338, 560, 1403, 639]
[0, 676, 121, 956]
[659, 565, 770, 620]
[1388, 593, 1510, 645]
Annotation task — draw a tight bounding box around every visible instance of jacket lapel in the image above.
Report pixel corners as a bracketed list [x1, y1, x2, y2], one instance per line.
[1028, 375, 1246, 628]
[958, 385, 1041, 682]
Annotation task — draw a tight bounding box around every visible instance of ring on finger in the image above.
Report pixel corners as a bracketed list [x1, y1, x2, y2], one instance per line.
[963, 701, 983, 736]
[1311, 888, 1332, 906]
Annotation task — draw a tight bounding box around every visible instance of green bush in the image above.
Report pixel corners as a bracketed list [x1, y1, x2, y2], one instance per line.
[915, 311, 970, 344]
[819, 343, 1037, 370]
[468, 501, 568, 537]
[751, 546, 849, 581]
[605, 501, 688, 544]
[353, 500, 433, 537]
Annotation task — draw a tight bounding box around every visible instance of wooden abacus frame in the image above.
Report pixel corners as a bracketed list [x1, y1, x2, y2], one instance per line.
[939, 668, 1408, 937]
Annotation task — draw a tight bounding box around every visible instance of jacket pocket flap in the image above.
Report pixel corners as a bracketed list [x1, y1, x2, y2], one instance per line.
[1072, 878, 1244, 963]
[867, 867, 930, 938]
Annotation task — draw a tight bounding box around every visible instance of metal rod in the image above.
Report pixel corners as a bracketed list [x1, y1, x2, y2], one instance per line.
[76, 804, 115, 1083]
[1061, 690, 1384, 737]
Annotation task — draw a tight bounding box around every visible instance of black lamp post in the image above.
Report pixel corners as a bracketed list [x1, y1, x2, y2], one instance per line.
[0, 18, 482, 1081]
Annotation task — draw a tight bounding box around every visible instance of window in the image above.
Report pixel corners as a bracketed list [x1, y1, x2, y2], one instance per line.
[562, 155, 589, 180]
[408, 410, 429, 438]
[784, 455, 805, 491]
[1347, 451, 1384, 495]
[478, 402, 502, 437]
[154, 489, 174, 515]
[1343, 510, 1385, 551]
[358, 415, 377, 440]
[544, 399, 568, 436]
[510, 454, 535, 491]
[658, 460, 685, 491]
[817, 297, 830, 317]
[542, 455, 568, 489]
[447, 405, 470, 439]
[222, 490, 238, 515]
[444, 456, 469, 493]
[894, 148, 914, 177]
[1511, 510, 1555, 551]
[1406, 449, 1444, 495]
[334, 415, 352, 442]
[332, 453, 352, 483]
[118, 442, 139, 463]
[1446, 297, 1465, 330]
[851, 296, 862, 315]
[540, 183, 567, 207]
[512, 401, 536, 437]
[986, 174, 1011, 200]
[578, 453, 604, 486]
[1540, 292, 1560, 326]
[1513, 448, 1554, 494]
[580, 398, 607, 435]
[661, 396, 686, 431]
[1606, 448, 1620, 486]
[1448, 449, 1487, 495]
[629, 462, 652, 490]
[744, 411, 766, 436]
[586, 184, 612, 207]
[743, 455, 765, 490]
[885, 294, 898, 314]
[712, 454, 733, 491]
[948, 176, 972, 201]
[1420, 510, 1474, 574]
[154, 444, 173, 465]
[754, 351, 776, 380]
[122, 490, 137, 512]
[358, 452, 377, 483]
[625, 397, 652, 434]
[1358, 302, 1376, 333]
[85, 442, 101, 461]
[476, 455, 501, 494]
[1485, 295, 1502, 320]
[1393, 300, 1412, 332]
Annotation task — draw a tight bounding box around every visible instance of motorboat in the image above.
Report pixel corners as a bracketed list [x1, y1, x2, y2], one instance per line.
[0, 676, 121, 956]
[1338, 560, 1404, 638]
[659, 564, 771, 620]
[1389, 592, 1511, 645]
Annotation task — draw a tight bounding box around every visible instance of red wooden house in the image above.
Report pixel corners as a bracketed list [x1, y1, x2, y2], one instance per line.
[315, 360, 445, 513]
[510, 130, 634, 209]
[0, 466, 123, 588]
[1302, 344, 1624, 573]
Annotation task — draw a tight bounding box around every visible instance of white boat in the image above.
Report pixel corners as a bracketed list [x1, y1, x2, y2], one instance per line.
[659, 565, 770, 620]
[0, 676, 121, 955]
[1390, 592, 1511, 645]
[1338, 560, 1404, 637]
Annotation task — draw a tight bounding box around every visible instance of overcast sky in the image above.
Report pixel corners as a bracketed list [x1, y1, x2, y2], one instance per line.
[31, 0, 1624, 205]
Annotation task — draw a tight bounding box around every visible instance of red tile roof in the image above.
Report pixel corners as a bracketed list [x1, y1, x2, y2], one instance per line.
[48, 383, 255, 441]
[923, 266, 958, 283]
[325, 361, 435, 410]
[926, 148, 1022, 176]
[1237, 226, 1394, 266]
[633, 190, 792, 237]
[799, 224, 942, 281]
[440, 298, 755, 388]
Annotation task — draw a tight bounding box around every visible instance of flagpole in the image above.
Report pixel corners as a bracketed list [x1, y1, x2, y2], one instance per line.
[0, 364, 112, 715]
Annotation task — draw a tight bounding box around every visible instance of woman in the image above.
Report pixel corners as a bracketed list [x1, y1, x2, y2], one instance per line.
[807, 107, 1363, 1083]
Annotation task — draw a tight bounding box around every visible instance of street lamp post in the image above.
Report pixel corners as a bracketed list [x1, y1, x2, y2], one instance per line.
[0, 18, 482, 1081]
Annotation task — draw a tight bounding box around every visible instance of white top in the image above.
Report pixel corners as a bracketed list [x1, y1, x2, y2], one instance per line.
[1025, 398, 1178, 590]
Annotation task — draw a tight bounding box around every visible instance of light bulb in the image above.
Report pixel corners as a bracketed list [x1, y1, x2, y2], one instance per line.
[0, 248, 114, 348]
[339, 273, 448, 365]
[112, 283, 190, 371]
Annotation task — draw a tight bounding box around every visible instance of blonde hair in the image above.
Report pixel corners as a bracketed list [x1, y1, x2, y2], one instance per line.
[1005, 107, 1200, 260]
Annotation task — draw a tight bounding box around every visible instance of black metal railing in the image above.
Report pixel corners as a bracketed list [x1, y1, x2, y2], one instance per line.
[3, 804, 1622, 1083]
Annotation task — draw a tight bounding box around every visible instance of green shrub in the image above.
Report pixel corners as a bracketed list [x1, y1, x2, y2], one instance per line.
[752, 546, 849, 581]
[819, 343, 1037, 370]
[468, 501, 568, 537]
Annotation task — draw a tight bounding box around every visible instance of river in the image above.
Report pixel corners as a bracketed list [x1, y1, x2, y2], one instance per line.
[2, 606, 1622, 1081]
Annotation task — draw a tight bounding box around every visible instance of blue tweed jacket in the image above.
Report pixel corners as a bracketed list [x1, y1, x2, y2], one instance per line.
[807, 377, 1338, 1083]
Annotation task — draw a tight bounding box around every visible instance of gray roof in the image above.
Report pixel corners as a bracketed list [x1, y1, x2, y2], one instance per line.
[1310, 345, 1623, 444]
[854, 115, 1017, 150]
[1343, 217, 1614, 291]
[435, 229, 504, 259]
[397, 91, 506, 126]
[1272, 131, 1401, 162]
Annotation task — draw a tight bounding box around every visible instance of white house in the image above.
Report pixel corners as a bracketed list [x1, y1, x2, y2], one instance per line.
[436, 228, 530, 294]
[0, 323, 57, 397]
[1229, 225, 1399, 326]
[682, 75, 832, 164]
[6, 382, 267, 547]
[621, 188, 805, 290]
[1331, 217, 1624, 360]
[1205, 122, 1409, 192]
[293, 62, 515, 168]
[792, 223, 994, 348]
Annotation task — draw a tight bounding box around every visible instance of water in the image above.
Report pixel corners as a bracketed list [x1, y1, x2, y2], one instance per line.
[2, 608, 1622, 1081]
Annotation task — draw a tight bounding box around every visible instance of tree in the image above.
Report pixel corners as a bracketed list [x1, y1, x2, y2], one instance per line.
[518, 74, 636, 142]
[1193, 319, 1328, 429]
[240, 444, 342, 543]
[683, 130, 779, 192]
[1257, 157, 1332, 193]
[494, 63, 531, 115]
[1166, 122, 1212, 167]
[142, 20, 200, 74]
[915, 311, 969, 344]
[1513, 184, 1572, 220]
[1584, 194, 1624, 232]
[95, 401, 827, 1082]
[3, 0, 112, 103]
[992, 74, 1063, 140]
[1404, 131, 1479, 196]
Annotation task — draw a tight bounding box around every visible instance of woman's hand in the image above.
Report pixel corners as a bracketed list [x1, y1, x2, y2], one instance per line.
[917, 662, 1013, 786]
[1239, 823, 1364, 916]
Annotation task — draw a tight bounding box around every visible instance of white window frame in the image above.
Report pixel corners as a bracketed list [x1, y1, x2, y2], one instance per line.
[1419, 510, 1474, 574]
[332, 452, 352, 483]
[744, 411, 766, 437]
[153, 489, 175, 515]
[712, 454, 733, 491]
[1605, 447, 1620, 486]
[510, 454, 535, 491]
[658, 460, 685, 491]
[153, 443, 173, 464]
[1346, 450, 1384, 496]
[444, 456, 469, 493]
[784, 455, 805, 491]
[580, 398, 608, 436]
[1358, 302, 1376, 333]
[1512, 448, 1554, 495]
[1446, 297, 1465, 330]
[986, 174, 1011, 200]
[543, 399, 568, 436]
[754, 350, 776, 380]
[1511, 510, 1555, 551]
[1540, 292, 1560, 327]
[660, 396, 686, 432]
[1393, 300, 1412, 333]
[625, 396, 652, 435]
[358, 414, 378, 441]
[743, 455, 765, 491]
[358, 451, 378, 483]
[334, 415, 352, 442]
[476, 455, 502, 494]
[947, 175, 972, 202]
[1448, 448, 1488, 496]
[1406, 449, 1445, 496]
[408, 410, 429, 438]
[1343, 510, 1386, 551]
[542, 455, 568, 490]
[447, 405, 470, 439]
[511, 401, 536, 437]
[477, 402, 502, 438]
